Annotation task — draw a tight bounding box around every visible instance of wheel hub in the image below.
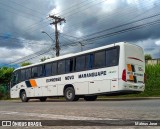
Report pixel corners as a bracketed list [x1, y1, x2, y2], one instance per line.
[67, 90, 73, 99]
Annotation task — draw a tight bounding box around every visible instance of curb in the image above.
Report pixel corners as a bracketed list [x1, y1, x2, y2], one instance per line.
[97, 97, 160, 101]
[1, 97, 160, 102]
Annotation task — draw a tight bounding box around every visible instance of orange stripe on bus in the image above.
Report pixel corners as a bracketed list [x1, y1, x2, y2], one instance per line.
[127, 64, 132, 72]
[30, 80, 37, 87]
[129, 74, 134, 81]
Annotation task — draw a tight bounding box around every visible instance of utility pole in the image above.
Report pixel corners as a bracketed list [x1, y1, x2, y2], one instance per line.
[49, 15, 66, 57]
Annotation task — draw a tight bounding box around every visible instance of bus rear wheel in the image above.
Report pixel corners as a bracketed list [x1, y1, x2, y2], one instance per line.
[39, 97, 47, 102]
[20, 91, 29, 102]
[84, 95, 97, 101]
[64, 87, 79, 101]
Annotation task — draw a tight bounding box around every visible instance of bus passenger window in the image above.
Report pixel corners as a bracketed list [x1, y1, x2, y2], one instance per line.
[21, 69, 26, 81]
[45, 63, 52, 76]
[58, 60, 65, 74]
[86, 54, 94, 70]
[32, 67, 38, 78]
[65, 59, 74, 73]
[94, 51, 105, 68]
[52, 62, 57, 75]
[38, 65, 44, 77]
[106, 48, 118, 67]
[75, 56, 85, 71]
[26, 68, 31, 80]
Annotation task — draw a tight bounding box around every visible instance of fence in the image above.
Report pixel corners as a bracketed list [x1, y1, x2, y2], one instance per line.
[146, 59, 160, 65]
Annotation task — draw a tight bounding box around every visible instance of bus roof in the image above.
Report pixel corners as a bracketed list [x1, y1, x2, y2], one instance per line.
[13, 42, 138, 71]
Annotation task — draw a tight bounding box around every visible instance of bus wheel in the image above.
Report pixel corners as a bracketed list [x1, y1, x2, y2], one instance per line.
[64, 87, 79, 101]
[20, 91, 29, 102]
[84, 95, 97, 101]
[39, 97, 47, 102]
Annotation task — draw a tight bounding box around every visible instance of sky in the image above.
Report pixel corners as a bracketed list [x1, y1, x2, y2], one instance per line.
[0, 0, 160, 67]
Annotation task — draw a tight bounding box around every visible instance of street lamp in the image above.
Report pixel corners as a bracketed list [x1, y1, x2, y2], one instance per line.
[41, 31, 55, 55]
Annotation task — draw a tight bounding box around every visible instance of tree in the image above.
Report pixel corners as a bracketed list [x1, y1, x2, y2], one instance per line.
[40, 56, 50, 62]
[21, 62, 32, 67]
[145, 54, 152, 60]
[0, 67, 14, 99]
[0, 67, 14, 84]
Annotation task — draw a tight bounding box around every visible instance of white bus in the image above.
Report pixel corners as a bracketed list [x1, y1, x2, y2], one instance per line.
[10, 42, 145, 102]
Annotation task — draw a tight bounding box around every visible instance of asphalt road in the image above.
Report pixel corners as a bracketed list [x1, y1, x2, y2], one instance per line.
[0, 99, 160, 129]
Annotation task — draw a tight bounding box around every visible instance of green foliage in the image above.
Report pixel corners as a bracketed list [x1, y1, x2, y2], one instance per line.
[21, 62, 32, 66]
[0, 84, 7, 99]
[144, 64, 160, 96]
[0, 67, 14, 99]
[145, 54, 152, 60]
[0, 67, 14, 84]
[40, 57, 50, 62]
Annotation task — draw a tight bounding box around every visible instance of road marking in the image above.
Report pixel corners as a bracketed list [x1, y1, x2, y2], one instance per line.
[0, 111, 117, 120]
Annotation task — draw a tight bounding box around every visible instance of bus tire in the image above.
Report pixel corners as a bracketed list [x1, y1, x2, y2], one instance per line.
[20, 91, 29, 102]
[84, 95, 97, 101]
[39, 97, 47, 102]
[64, 87, 79, 101]
[73, 96, 79, 101]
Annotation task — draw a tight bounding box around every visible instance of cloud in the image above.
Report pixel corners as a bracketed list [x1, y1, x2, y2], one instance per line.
[0, 47, 33, 64]
[155, 40, 160, 45]
[0, 0, 160, 67]
[136, 38, 160, 58]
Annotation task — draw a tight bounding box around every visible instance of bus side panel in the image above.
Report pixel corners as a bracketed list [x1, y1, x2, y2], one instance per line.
[57, 84, 65, 96]
[34, 87, 43, 96]
[89, 79, 111, 94]
[75, 82, 89, 95]
[10, 87, 19, 98]
[42, 85, 58, 96]
[26, 88, 35, 97]
[110, 67, 119, 91]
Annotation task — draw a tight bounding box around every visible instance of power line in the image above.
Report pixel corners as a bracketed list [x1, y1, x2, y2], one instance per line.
[1, 0, 160, 66]
[55, 12, 160, 45]
[64, 0, 107, 18]
[1, 6, 160, 47]
[57, 0, 98, 17]
[59, 18, 160, 47]
[3, 18, 160, 67]
[61, 20, 160, 48]
[0, 0, 156, 39]
[0, 1, 43, 19]
[9, 45, 55, 65]
[55, 0, 91, 16]
[9, 0, 48, 16]
[79, 13, 160, 39]
[0, 0, 109, 38]
[0, 0, 97, 38]
[63, 0, 160, 35]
